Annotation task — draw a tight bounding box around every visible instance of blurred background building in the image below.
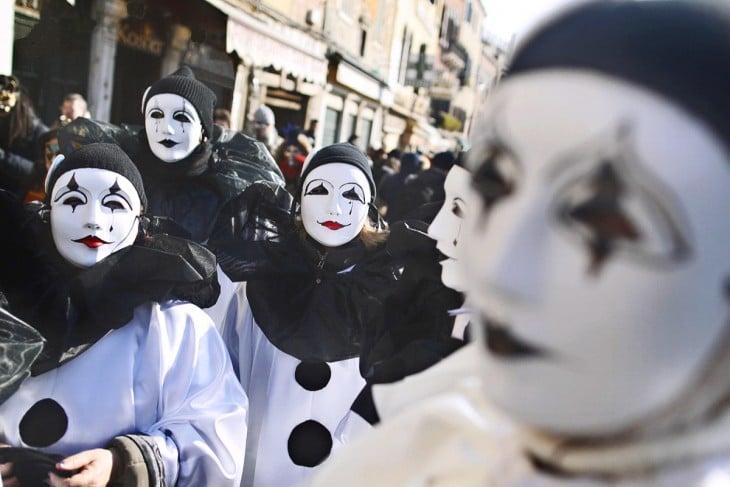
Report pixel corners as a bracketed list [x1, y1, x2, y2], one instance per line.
[6, 0, 508, 154]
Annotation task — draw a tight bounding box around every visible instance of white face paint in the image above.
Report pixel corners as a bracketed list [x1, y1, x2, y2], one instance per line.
[427, 165, 473, 292]
[50, 168, 142, 268]
[144, 93, 203, 162]
[300, 163, 372, 248]
[461, 71, 730, 435]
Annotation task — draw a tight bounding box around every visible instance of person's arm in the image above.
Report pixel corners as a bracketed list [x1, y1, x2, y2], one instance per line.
[0, 147, 35, 189]
[136, 303, 248, 486]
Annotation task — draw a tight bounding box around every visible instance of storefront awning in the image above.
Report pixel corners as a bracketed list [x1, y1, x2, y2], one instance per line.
[204, 0, 327, 85]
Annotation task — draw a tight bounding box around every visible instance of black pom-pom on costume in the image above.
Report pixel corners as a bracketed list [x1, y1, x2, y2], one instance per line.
[287, 420, 333, 467]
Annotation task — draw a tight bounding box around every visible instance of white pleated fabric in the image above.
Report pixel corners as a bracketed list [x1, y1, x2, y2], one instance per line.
[0, 301, 248, 486]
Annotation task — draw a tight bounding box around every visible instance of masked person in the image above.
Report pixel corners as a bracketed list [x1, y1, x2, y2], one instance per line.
[59, 66, 283, 245]
[356, 164, 473, 417]
[303, 1, 730, 485]
[0, 143, 247, 486]
[0, 74, 49, 200]
[209, 142, 400, 486]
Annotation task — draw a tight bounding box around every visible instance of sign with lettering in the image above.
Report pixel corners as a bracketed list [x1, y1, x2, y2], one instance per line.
[118, 21, 164, 56]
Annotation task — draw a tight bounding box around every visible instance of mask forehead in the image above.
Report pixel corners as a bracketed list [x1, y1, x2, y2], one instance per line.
[300, 162, 372, 248]
[50, 168, 141, 268]
[463, 70, 730, 434]
[144, 93, 203, 163]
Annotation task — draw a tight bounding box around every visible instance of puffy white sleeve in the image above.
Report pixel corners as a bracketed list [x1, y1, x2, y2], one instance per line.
[134, 301, 248, 486]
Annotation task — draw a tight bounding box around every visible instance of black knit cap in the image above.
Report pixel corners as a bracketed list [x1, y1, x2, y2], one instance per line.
[508, 0, 730, 152]
[295, 142, 376, 203]
[431, 151, 456, 171]
[45, 142, 147, 210]
[142, 65, 216, 139]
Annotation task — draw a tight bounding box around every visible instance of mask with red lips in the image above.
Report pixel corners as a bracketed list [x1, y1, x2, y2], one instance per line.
[300, 162, 371, 248]
[50, 168, 142, 268]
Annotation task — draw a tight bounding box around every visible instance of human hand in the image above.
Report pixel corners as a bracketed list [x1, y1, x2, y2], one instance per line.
[0, 459, 19, 487]
[47, 448, 115, 487]
[0, 443, 17, 487]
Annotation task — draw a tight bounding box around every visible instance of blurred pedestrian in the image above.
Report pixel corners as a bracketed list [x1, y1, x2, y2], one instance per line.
[386, 150, 456, 222]
[377, 151, 421, 222]
[22, 127, 59, 203]
[251, 105, 283, 155]
[0, 74, 48, 200]
[50, 93, 90, 129]
[274, 122, 312, 193]
[303, 118, 318, 148]
[214, 107, 231, 128]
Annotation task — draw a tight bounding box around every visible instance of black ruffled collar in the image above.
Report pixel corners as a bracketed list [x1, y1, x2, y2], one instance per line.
[246, 234, 400, 362]
[208, 181, 401, 362]
[0, 198, 219, 375]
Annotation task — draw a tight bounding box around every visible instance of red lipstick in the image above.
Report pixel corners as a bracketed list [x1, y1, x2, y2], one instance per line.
[74, 236, 109, 248]
[320, 221, 346, 230]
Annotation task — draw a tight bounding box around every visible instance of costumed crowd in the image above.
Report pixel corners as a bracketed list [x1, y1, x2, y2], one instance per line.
[1, 1, 730, 486]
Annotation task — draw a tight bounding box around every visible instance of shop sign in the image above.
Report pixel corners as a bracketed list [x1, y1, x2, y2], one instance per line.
[118, 22, 164, 56]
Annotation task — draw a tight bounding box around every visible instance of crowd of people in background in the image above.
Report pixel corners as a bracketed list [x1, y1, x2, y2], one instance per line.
[0, 75, 463, 226]
[2, 0, 730, 486]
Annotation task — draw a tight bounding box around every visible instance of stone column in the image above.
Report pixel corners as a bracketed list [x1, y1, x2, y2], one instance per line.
[87, 0, 126, 122]
[230, 62, 250, 131]
[160, 24, 191, 78]
[0, 1, 14, 75]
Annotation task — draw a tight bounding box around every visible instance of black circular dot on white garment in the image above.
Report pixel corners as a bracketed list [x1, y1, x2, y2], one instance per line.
[287, 420, 332, 467]
[295, 361, 331, 391]
[19, 398, 68, 447]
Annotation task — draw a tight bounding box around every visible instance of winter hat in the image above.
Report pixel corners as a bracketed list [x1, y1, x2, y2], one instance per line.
[142, 65, 216, 139]
[399, 152, 421, 176]
[253, 105, 275, 125]
[45, 142, 147, 210]
[431, 151, 456, 172]
[507, 0, 730, 152]
[295, 142, 376, 203]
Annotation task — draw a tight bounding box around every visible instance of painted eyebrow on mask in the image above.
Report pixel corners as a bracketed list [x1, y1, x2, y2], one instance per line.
[105, 179, 134, 208]
[53, 173, 81, 203]
[340, 183, 365, 203]
[550, 122, 691, 274]
[304, 179, 333, 195]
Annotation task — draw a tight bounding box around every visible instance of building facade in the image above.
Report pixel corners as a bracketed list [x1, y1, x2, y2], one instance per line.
[9, 0, 502, 154]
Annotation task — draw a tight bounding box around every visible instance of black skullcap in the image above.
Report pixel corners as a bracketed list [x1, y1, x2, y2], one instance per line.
[295, 142, 376, 203]
[508, 0, 730, 152]
[142, 65, 216, 139]
[45, 143, 147, 210]
[399, 152, 421, 176]
[431, 151, 456, 172]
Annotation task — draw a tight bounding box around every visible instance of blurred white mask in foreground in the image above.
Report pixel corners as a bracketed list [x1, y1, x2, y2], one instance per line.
[461, 71, 730, 436]
[427, 165, 473, 292]
[144, 93, 203, 162]
[51, 168, 141, 268]
[301, 162, 371, 248]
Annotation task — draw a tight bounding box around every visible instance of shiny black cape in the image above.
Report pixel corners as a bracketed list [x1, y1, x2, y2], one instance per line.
[57, 119, 285, 243]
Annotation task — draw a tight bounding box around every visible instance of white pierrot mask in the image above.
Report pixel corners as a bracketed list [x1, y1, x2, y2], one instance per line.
[461, 70, 730, 436]
[427, 165, 473, 292]
[300, 162, 372, 248]
[144, 93, 203, 162]
[50, 168, 142, 268]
